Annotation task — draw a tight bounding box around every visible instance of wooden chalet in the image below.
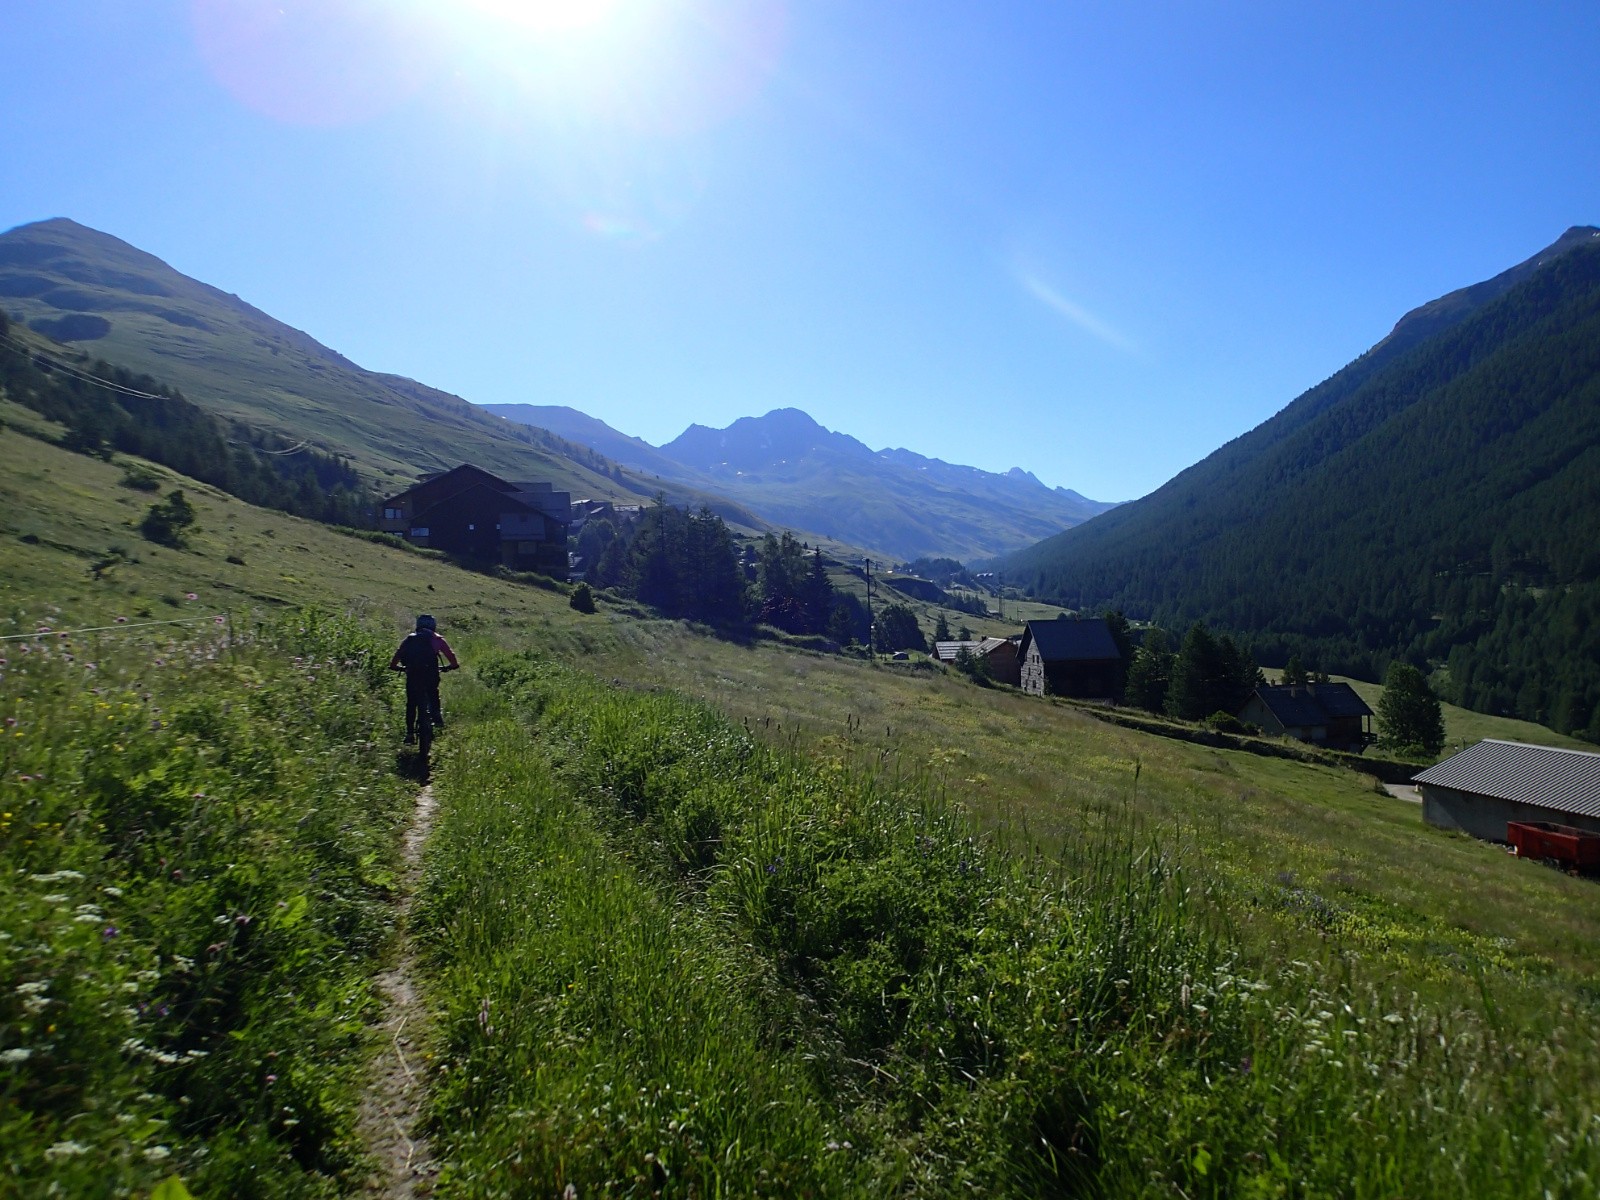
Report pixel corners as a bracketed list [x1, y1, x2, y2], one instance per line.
[1018, 618, 1123, 699]
[378, 463, 570, 577]
[1237, 683, 1373, 751]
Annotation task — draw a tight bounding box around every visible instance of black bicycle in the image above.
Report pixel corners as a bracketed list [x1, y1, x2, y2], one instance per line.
[395, 663, 457, 765]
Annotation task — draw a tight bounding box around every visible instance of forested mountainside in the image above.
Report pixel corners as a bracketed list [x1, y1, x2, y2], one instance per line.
[1003, 228, 1600, 739]
[0, 219, 757, 522]
[0, 311, 373, 526]
[489, 403, 1117, 562]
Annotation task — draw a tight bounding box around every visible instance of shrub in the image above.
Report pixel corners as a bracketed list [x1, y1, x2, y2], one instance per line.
[139, 490, 196, 548]
[118, 464, 162, 492]
[569, 582, 596, 613]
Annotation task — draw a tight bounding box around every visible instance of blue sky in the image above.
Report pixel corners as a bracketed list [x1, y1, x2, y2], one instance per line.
[4, 1, 1597, 501]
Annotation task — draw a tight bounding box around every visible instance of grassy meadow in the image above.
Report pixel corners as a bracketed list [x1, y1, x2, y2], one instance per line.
[4, 425, 1600, 1194]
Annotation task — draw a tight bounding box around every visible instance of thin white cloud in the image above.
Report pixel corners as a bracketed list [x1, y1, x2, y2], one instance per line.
[1016, 271, 1137, 353]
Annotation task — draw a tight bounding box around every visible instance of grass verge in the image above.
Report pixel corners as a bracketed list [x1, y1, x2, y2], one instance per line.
[413, 650, 1600, 1196]
[0, 611, 412, 1196]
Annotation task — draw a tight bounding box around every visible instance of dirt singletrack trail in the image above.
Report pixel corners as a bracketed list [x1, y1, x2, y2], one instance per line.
[358, 782, 439, 1197]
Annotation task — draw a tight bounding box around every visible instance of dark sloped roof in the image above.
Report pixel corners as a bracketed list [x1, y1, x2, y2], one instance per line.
[1414, 739, 1600, 820]
[1022, 618, 1121, 663]
[1310, 683, 1373, 718]
[383, 463, 514, 505]
[934, 640, 981, 662]
[508, 489, 570, 515]
[1252, 683, 1372, 726]
[1252, 686, 1328, 727]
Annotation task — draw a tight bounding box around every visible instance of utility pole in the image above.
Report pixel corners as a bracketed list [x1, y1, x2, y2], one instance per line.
[864, 558, 874, 657]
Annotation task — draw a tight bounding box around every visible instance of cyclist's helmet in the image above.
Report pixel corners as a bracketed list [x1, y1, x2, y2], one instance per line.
[416, 614, 437, 631]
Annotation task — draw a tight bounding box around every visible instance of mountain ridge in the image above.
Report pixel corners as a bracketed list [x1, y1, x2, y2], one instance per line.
[1001, 225, 1600, 737]
[485, 403, 1119, 562]
[0, 218, 765, 526]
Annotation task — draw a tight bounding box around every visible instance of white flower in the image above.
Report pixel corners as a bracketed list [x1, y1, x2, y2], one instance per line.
[42, 894, 69, 904]
[14, 982, 48, 996]
[102, 886, 124, 898]
[44, 1140, 88, 1159]
[142, 1145, 172, 1161]
[1, 1047, 33, 1064]
[29, 870, 85, 883]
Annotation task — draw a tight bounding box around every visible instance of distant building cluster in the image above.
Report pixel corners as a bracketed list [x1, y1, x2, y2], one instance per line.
[379, 463, 570, 577]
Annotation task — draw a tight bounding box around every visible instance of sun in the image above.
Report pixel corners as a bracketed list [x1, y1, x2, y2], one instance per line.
[452, 0, 618, 35]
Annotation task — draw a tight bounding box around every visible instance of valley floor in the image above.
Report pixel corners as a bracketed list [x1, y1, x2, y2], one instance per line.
[4, 425, 1599, 1195]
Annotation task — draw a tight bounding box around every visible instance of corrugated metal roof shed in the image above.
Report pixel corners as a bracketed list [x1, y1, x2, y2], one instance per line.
[933, 640, 982, 662]
[1414, 740, 1600, 820]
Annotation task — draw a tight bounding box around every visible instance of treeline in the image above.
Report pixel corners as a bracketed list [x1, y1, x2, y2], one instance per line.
[0, 310, 374, 526]
[1003, 239, 1600, 741]
[583, 506, 873, 643]
[1124, 623, 1262, 721]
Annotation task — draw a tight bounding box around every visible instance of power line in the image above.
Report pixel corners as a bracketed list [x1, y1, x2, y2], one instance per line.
[0, 614, 227, 642]
[0, 330, 169, 401]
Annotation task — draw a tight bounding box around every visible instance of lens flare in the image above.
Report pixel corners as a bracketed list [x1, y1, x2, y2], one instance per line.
[190, 0, 436, 127]
[455, 0, 618, 34]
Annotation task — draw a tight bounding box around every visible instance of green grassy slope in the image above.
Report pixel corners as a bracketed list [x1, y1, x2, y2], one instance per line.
[8, 421, 1600, 1193]
[0, 219, 763, 524]
[5, 419, 1594, 1001]
[0, 405, 569, 639]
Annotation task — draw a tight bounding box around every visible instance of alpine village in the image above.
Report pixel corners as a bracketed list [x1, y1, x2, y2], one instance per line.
[5, 48, 1600, 1200]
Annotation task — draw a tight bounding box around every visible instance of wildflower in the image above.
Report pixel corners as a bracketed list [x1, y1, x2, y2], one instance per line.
[44, 1141, 88, 1160]
[115, 616, 128, 624]
[214, 616, 226, 625]
[185, 593, 198, 601]
[143, 1146, 172, 1162]
[36, 626, 50, 634]
[1, 1047, 33, 1064]
[4, 717, 14, 727]
[102, 925, 119, 939]
[265, 1073, 277, 1083]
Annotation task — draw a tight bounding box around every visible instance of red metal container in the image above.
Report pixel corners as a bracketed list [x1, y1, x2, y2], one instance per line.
[1507, 821, 1600, 870]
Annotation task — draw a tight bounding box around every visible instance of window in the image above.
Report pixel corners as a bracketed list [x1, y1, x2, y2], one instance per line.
[467, 523, 475, 531]
[383, 507, 403, 520]
[410, 527, 429, 538]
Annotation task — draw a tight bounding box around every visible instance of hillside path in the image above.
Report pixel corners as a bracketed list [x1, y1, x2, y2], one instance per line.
[358, 783, 439, 1197]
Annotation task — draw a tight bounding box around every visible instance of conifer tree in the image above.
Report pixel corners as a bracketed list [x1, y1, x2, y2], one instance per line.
[1378, 662, 1446, 757]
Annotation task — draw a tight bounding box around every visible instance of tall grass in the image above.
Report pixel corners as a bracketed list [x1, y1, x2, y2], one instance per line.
[0, 611, 412, 1197]
[421, 649, 1600, 1196]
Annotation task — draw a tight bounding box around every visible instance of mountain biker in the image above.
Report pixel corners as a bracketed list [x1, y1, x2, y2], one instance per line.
[389, 614, 459, 744]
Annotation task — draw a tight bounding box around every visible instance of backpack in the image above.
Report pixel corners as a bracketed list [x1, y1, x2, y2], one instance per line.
[396, 631, 438, 674]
